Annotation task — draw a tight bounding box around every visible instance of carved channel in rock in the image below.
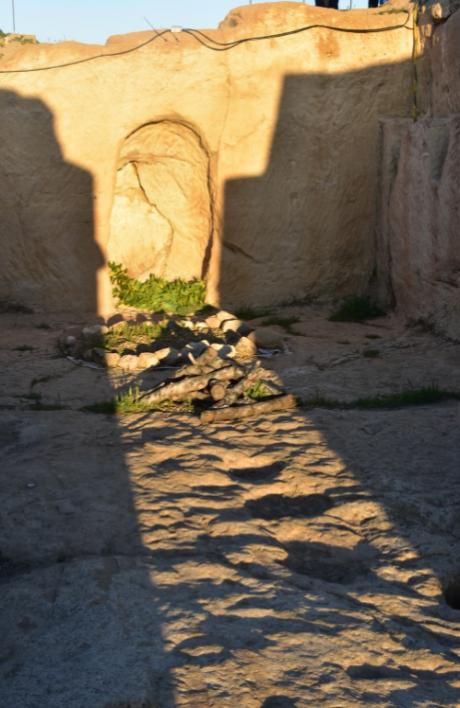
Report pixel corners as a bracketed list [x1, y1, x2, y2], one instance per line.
[108, 121, 212, 283]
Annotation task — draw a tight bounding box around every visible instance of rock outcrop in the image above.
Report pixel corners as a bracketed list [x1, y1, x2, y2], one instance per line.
[377, 6, 460, 339]
[0, 2, 413, 312]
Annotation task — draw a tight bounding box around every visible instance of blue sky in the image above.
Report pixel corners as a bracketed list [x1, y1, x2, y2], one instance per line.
[0, 0, 369, 44]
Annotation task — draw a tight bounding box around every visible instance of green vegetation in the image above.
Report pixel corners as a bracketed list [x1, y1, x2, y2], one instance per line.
[102, 322, 167, 351]
[0, 30, 36, 45]
[84, 386, 193, 415]
[261, 315, 300, 334]
[301, 385, 460, 410]
[85, 319, 223, 355]
[244, 379, 274, 401]
[329, 296, 385, 323]
[109, 262, 206, 315]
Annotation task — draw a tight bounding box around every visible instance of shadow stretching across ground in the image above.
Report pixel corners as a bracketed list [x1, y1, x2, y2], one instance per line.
[1, 50, 460, 707]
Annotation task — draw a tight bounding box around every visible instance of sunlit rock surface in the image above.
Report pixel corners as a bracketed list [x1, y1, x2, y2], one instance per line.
[0, 2, 413, 312]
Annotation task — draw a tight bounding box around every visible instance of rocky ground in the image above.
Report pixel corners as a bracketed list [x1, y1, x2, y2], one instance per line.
[1, 304, 460, 707]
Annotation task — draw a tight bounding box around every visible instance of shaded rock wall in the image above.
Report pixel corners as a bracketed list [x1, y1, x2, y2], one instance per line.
[378, 6, 460, 339]
[0, 2, 413, 312]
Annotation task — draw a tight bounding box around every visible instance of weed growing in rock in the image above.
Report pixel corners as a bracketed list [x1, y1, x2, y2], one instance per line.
[329, 297, 385, 323]
[244, 379, 273, 401]
[102, 322, 167, 351]
[108, 262, 206, 315]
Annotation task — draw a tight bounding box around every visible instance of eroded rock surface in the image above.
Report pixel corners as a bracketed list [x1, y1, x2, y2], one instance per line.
[109, 122, 212, 282]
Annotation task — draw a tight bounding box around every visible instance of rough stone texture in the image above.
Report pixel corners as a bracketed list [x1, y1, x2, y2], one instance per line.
[377, 117, 460, 339]
[430, 6, 460, 114]
[1, 309, 460, 707]
[376, 7, 460, 339]
[0, 2, 413, 312]
[108, 121, 212, 282]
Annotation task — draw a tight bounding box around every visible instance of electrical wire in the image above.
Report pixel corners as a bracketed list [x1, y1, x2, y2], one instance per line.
[0, 28, 170, 74]
[183, 14, 412, 51]
[0, 12, 413, 74]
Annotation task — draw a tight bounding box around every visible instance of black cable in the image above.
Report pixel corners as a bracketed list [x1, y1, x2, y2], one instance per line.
[0, 28, 170, 74]
[0, 12, 412, 74]
[183, 14, 412, 51]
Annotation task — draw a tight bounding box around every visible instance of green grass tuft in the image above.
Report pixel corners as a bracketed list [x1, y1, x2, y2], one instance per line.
[329, 297, 385, 323]
[102, 322, 167, 351]
[244, 379, 273, 401]
[84, 386, 193, 415]
[109, 262, 206, 315]
[301, 385, 460, 410]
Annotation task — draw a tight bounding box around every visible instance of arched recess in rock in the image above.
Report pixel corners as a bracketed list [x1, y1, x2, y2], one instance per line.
[108, 121, 212, 282]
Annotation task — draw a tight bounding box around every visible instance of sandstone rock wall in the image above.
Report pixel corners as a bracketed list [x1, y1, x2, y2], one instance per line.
[0, 2, 413, 312]
[377, 6, 460, 339]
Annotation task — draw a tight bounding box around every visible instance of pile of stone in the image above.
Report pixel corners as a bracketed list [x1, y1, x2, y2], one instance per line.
[59, 309, 295, 421]
[59, 310, 258, 372]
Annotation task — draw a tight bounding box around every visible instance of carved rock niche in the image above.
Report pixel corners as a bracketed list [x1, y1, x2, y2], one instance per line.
[108, 121, 212, 282]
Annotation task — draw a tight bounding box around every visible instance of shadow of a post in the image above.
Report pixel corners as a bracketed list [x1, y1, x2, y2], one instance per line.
[219, 60, 414, 310]
[0, 90, 177, 707]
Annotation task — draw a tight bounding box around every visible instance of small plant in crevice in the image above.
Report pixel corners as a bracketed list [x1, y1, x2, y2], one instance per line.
[329, 296, 386, 323]
[244, 379, 273, 401]
[108, 262, 206, 315]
